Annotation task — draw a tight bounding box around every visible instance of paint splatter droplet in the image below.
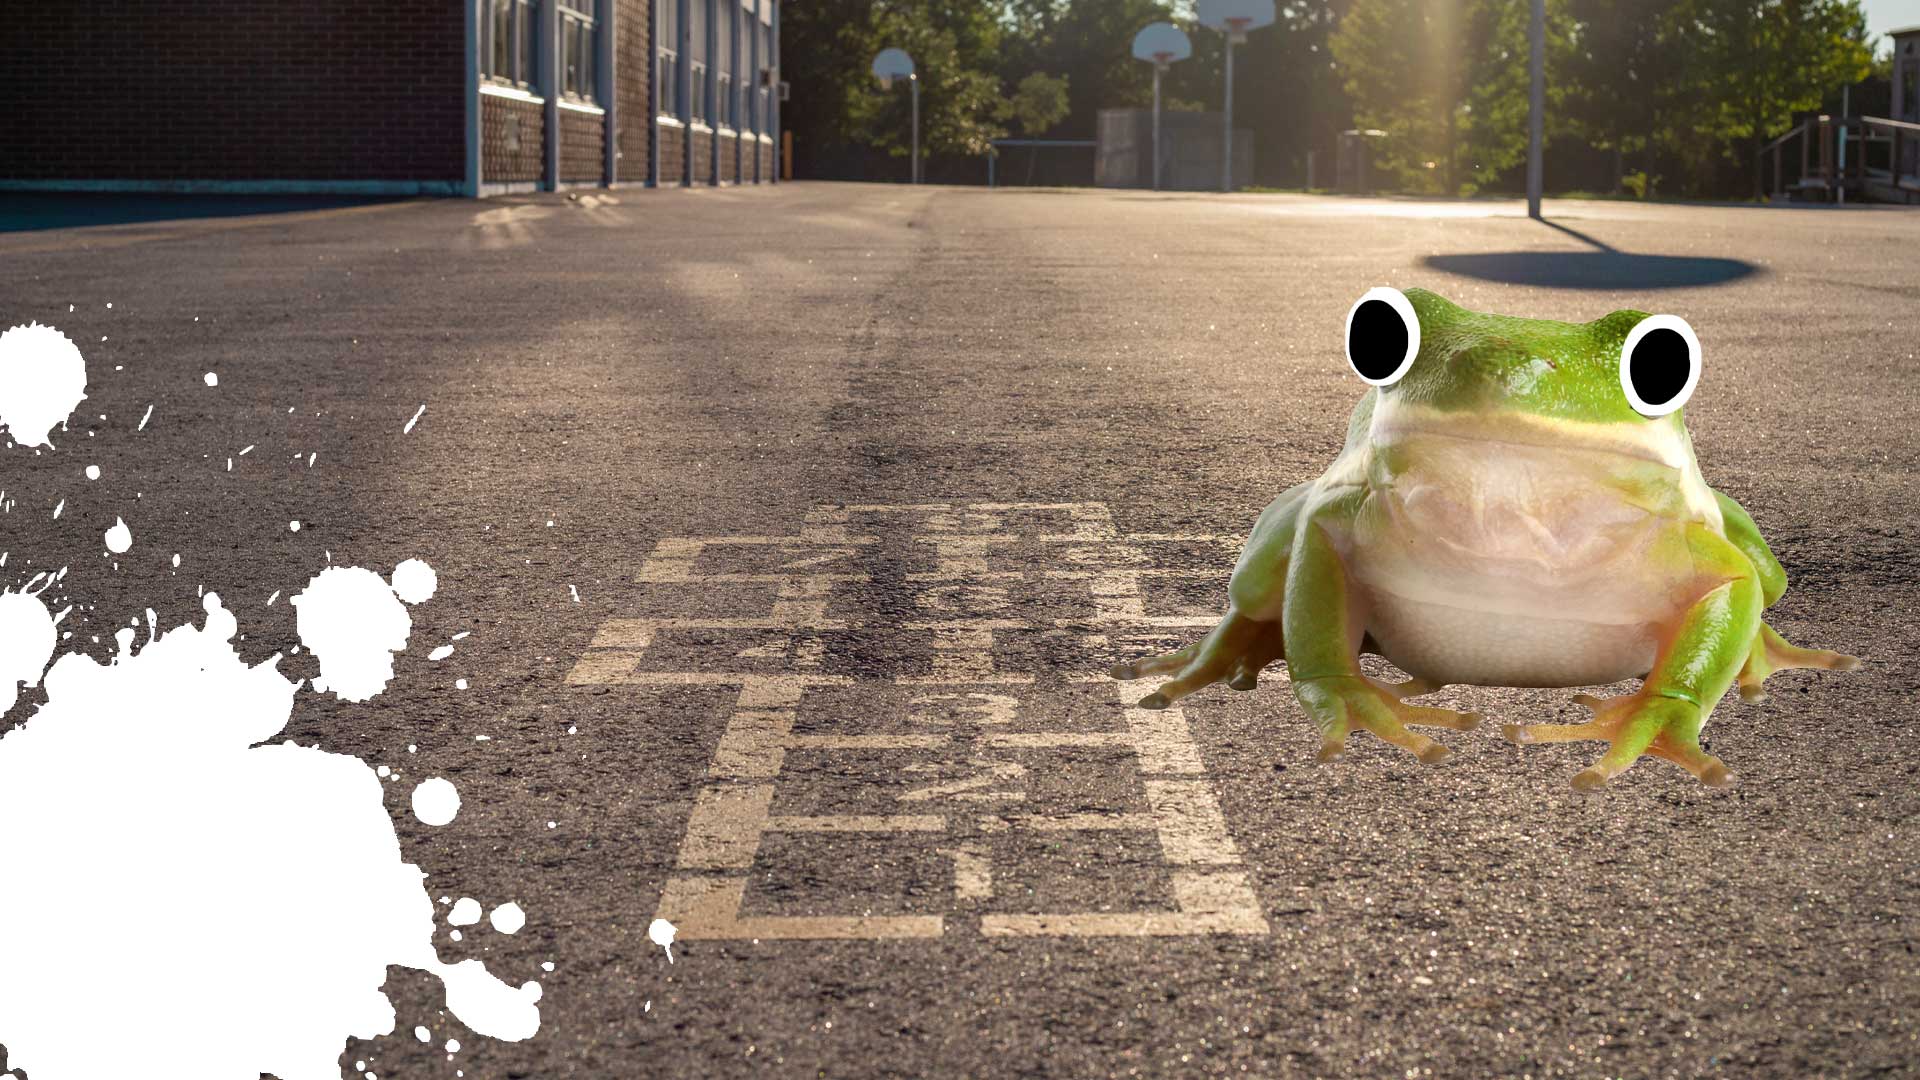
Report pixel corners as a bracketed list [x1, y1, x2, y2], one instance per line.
[0, 590, 56, 714]
[648, 918, 678, 963]
[104, 517, 132, 555]
[84, 465, 100, 481]
[290, 566, 414, 703]
[0, 323, 88, 449]
[449, 897, 482, 926]
[390, 558, 438, 605]
[455, 678, 469, 690]
[289, 520, 301, 532]
[203, 372, 218, 387]
[490, 902, 526, 935]
[411, 777, 460, 827]
[428, 645, 454, 662]
[414, 1025, 431, 1043]
[0, 594, 540, 1079]
[404, 404, 426, 434]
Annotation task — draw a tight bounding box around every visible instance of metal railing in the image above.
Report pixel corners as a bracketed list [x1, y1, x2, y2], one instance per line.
[1759, 114, 1920, 204]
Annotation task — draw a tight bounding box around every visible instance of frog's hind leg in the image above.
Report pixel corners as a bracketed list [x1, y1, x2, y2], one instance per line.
[1736, 623, 1860, 703]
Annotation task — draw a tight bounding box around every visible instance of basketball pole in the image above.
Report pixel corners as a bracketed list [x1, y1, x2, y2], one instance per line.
[911, 75, 921, 185]
[1526, 0, 1543, 218]
[1222, 35, 1236, 192]
[1152, 63, 1163, 191]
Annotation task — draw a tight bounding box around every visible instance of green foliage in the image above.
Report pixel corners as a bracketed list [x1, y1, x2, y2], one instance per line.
[784, 0, 1883, 198]
[1005, 72, 1072, 135]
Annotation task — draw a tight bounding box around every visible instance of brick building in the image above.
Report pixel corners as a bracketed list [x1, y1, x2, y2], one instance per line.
[0, 0, 781, 196]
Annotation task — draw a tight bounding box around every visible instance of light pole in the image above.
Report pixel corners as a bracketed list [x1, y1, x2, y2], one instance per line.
[872, 48, 919, 184]
[1526, 0, 1543, 218]
[1196, 0, 1275, 193]
[1131, 23, 1192, 191]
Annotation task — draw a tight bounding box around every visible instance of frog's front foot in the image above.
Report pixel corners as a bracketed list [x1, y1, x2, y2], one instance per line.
[1503, 691, 1729, 790]
[1292, 675, 1482, 764]
[1736, 623, 1860, 703]
[1109, 611, 1287, 708]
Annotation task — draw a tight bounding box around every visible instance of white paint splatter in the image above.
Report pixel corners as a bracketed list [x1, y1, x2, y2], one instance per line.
[489, 902, 525, 935]
[411, 777, 460, 827]
[455, 678, 469, 690]
[448, 897, 482, 926]
[289, 520, 301, 532]
[390, 558, 437, 605]
[138, 404, 153, 430]
[428, 645, 454, 662]
[51, 499, 64, 519]
[103, 517, 132, 555]
[648, 918, 678, 963]
[203, 371, 218, 387]
[84, 465, 99, 481]
[446, 1039, 462, 1053]
[568, 584, 581, 603]
[0, 590, 56, 715]
[403, 405, 426, 434]
[290, 566, 416, 703]
[0, 323, 88, 449]
[0, 594, 541, 1079]
[414, 1025, 431, 1043]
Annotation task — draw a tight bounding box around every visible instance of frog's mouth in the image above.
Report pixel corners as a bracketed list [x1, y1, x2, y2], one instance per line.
[1370, 401, 1690, 470]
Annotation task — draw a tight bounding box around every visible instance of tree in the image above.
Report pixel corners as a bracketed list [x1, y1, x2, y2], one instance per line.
[1664, 0, 1873, 197]
[1561, 0, 1682, 192]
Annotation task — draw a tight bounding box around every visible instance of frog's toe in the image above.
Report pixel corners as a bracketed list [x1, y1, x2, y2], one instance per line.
[1737, 623, 1860, 702]
[1114, 612, 1281, 708]
[1508, 692, 1723, 790]
[1294, 676, 1472, 765]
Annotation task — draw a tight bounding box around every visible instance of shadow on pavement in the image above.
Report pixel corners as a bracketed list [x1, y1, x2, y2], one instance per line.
[1423, 217, 1759, 289]
[0, 192, 408, 233]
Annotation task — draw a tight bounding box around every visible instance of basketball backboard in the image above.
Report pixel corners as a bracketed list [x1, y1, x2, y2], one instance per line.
[872, 48, 915, 91]
[1130, 23, 1192, 68]
[1195, 0, 1276, 40]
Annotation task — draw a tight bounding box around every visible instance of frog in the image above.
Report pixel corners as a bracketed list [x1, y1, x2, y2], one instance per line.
[1111, 286, 1858, 789]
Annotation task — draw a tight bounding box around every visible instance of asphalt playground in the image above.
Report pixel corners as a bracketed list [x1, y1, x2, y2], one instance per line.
[2, 183, 1916, 1078]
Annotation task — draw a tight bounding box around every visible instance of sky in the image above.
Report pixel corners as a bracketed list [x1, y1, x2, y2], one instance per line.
[1867, 0, 1920, 45]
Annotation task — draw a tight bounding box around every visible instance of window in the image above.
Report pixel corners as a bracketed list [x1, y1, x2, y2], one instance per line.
[483, 0, 538, 88]
[754, 16, 771, 130]
[559, 0, 598, 102]
[689, 0, 708, 123]
[657, 0, 679, 116]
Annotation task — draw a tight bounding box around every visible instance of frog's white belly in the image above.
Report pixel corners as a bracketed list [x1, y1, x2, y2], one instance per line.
[1334, 432, 1714, 688]
[1358, 589, 1659, 687]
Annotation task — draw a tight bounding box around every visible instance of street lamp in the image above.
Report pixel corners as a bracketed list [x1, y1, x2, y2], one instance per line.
[1196, 0, 1275, 193]
[1131, 23, 1193, 191]
[872, 48, 919, 185]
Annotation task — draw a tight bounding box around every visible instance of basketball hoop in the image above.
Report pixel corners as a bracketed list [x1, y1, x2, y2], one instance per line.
[1225, 16, 1252, 42]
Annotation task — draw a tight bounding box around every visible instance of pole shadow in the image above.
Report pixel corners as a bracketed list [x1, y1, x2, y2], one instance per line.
[1423, 218, 1758, 289]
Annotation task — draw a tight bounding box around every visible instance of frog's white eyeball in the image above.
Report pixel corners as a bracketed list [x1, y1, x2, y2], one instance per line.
[1619, 314, 1701, 418]
[1345, 287, 1421, 386]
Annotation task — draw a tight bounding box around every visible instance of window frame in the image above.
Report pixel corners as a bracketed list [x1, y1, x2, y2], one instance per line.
[557, 0, 599, 103]
[482, 0, 539, 90]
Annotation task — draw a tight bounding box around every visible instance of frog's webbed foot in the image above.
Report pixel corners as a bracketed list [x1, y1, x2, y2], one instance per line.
[1736, 623, 1860, 703]
[1293, 675, 1482, 765]
[1503, 691, 1730, 790]
[1110, 611, 1285, 708]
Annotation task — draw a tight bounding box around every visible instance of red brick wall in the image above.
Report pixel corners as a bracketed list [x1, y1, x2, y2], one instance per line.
[615, 0, 653, 183]
[560, 108, 606, 183]
[0, 1, 463, 185]
[719, 131, 739, 183]
[482, 94, 546, 185]
[659, 123, 687, 185]
[692, 128, 714, 184]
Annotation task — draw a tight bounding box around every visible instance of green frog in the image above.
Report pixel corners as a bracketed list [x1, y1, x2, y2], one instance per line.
[1113, 287, 1857, 789]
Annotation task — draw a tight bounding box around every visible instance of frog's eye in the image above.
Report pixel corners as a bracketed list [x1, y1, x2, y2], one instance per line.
[1345, 287, 1421, 386]
[1618, 314, 1701, 418]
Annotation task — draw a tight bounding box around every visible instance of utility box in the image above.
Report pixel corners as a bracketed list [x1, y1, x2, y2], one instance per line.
[1336, 129, 1388, 193]
[1096, 108, 1253, 190]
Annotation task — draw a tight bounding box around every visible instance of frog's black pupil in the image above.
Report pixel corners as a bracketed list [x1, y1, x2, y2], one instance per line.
[1350, 299, 1408, 380]
[1629, 327, 1690, 405]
